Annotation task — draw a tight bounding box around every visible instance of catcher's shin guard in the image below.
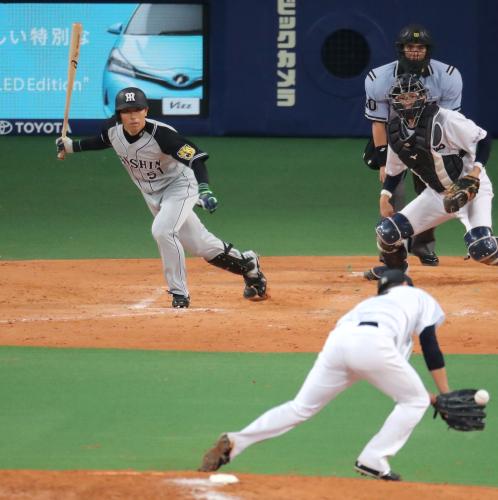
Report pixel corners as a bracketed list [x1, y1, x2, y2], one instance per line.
[464, 227, 498, 265]
[376, 213, 413, 246]
[381, 245, 408, 270]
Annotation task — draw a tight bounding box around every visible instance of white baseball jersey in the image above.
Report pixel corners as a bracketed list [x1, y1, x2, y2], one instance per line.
[102, 118, 208, 195]
[335, 286, 445, 359]
[365, 59, 462, 122]
[386, 108, 487, 191]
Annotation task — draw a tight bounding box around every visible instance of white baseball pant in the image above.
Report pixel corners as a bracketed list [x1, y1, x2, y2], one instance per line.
[227, 325, 430, 475]
[401, 172, 494, 234]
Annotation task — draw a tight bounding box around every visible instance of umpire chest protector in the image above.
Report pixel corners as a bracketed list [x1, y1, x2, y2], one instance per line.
[388, 104, 464, 192]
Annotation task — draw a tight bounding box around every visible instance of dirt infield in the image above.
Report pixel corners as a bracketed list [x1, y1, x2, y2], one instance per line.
[1, 256, 497, 499]
[0, 470, 497, 500]
[1, 256, 497, 353]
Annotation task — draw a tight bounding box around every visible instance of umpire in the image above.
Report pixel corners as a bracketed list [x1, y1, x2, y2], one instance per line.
[363, 24, 463, 270]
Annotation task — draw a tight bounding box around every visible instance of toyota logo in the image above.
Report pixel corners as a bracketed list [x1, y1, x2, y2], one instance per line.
[0, 121, 13, 135]
[173, 74, 189, 86]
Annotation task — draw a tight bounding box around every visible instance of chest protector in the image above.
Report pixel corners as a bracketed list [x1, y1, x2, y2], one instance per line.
[388, 104, 464, 193]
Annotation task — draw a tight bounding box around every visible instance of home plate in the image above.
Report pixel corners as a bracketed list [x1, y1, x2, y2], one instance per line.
[209, 473, 239, 484]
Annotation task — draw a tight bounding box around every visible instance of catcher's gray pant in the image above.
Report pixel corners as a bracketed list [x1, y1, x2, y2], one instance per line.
[227, 325, 430, 475]
[143, 171, 242, 297]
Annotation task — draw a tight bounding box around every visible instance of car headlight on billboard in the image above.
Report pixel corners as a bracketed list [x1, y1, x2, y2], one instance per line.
[106, 48, 136, 78]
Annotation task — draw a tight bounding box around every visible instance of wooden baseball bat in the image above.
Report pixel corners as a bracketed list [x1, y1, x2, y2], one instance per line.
[57, 22, 83, 160]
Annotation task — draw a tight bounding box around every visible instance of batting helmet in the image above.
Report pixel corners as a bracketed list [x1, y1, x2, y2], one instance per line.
[115, 87, 148, 112]
[395, 24, 432, 74]
[377, 269, 414, 295]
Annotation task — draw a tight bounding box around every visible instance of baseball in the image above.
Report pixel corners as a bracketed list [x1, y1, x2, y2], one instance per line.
[474, 389, 490, 405]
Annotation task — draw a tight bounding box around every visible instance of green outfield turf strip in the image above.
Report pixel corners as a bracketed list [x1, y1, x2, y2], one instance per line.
[1, 137, 497, 259]
[0, 346, 496, 486]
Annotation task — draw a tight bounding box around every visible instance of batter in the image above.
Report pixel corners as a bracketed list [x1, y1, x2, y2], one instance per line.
[56, 87, 268, 308]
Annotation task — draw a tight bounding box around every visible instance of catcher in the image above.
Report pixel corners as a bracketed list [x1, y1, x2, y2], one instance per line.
[365, 73, 496, 281]
[199, 271, 487, 481]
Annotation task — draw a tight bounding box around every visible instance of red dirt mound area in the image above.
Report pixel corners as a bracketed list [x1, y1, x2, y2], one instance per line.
[0, 470, 497, 499]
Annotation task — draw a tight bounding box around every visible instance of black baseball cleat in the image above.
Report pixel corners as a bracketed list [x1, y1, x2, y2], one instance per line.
[242, 251, 268, 300]
[414, 252, 439, 266]
[354, 461, 401, 481]
[172, 294, 190, 308]
[363, 263, 408, 281]
[198, 433, 233, 472]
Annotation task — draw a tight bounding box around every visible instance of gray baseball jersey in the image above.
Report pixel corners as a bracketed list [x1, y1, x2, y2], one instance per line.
[365, 59, 462, 122]
[102, 118, 208, 195]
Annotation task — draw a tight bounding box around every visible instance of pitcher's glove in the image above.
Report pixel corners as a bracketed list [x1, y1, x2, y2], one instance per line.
[197, 183, 218, 213]
[433, 389, 486, 431]
[443, 175, 480, 213]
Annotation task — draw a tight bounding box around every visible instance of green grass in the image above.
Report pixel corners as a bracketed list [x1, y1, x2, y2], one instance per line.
[0, 346, 496, 486]
[1, 136, 497, 258]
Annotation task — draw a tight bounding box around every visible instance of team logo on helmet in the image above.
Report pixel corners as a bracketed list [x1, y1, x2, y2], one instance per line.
[125, 92, 136, 102]
[177, 144, 196, 160]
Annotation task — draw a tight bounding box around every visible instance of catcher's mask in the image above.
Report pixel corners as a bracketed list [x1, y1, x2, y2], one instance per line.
[389, 73, 427, 128]
[377, 269, 414, 295]
[396, 24, 432, 74]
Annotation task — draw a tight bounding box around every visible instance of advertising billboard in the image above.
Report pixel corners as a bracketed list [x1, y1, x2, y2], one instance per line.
[0, 2, 207, 135]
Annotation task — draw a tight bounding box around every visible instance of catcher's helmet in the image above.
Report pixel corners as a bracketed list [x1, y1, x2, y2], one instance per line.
[396, 24, 432, 74]
[377, 269, 414, 295]
[115, 87, 148, 112]
[389, 73, 427, 127]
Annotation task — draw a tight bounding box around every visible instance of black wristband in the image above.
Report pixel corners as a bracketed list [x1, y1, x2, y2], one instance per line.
[375, 145, 387, 166]
[383, 172, 403, 193]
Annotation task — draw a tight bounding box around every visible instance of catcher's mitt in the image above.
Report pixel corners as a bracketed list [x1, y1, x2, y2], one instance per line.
[433, 389, 487, 431]
[443, 175, 480, 213]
